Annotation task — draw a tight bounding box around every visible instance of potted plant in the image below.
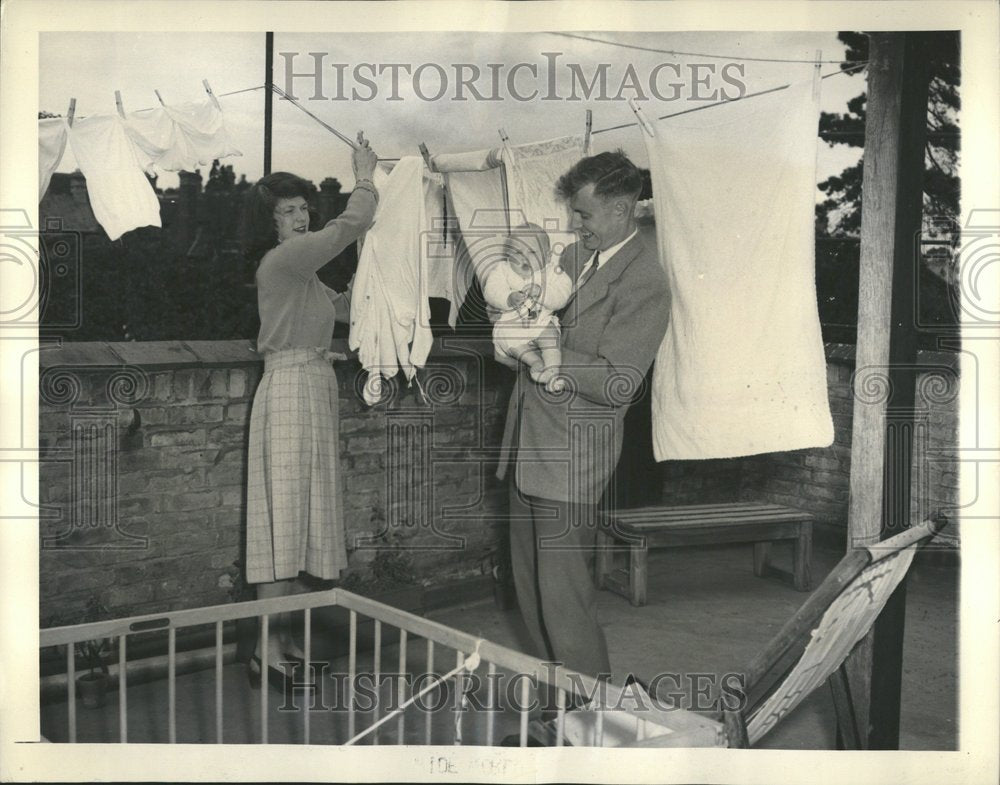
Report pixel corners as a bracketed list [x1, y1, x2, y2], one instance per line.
[74, 598, 112, 709]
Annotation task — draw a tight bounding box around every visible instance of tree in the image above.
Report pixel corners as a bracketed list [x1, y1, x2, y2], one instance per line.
[813, 32, 960, 345]
[816, 32, 960, 240]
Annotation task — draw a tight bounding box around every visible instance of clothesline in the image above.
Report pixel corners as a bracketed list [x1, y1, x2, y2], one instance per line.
[550, 32, 869, 64]
[258, 60, 868, 156]
[59, 85, 267, 121]
[268, 82, 359, 149]
[46, 56, 868, 172]
[592, 61, 869, 136]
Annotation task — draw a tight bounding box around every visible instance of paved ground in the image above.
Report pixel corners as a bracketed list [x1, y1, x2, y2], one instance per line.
[41, 541, 957, 749]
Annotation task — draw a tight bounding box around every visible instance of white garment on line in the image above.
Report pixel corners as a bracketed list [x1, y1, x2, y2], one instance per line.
[641, 77, 833, 460]
[502, 134, 583, 252]
[124, 98, 241, 173]
[39, 118, 68, 200]
[423, 170, 454, 303]
[123, 107, 187, 173]
[349, 158, 432, 405]
[431, 147, 503, 173]
[441, 163, 507, 327]
[436, 138, 584, 326]
[66, 114, 162, 241]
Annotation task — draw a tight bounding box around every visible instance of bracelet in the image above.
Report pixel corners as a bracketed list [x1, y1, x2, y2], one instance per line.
[353, 179, 379, 202]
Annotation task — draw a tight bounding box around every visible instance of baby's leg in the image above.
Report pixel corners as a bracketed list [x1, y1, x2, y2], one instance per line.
[510, 342, 546, 378]
[534, 325, 563, 386]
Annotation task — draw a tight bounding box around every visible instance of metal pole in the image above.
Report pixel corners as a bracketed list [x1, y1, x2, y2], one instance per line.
[264, 31, 273, 176]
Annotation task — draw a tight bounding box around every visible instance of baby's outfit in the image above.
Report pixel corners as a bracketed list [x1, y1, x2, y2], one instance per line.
[482, 256, 573, 363]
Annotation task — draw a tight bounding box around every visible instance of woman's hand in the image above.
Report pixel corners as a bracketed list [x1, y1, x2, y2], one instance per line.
[352, 131, 378, 181]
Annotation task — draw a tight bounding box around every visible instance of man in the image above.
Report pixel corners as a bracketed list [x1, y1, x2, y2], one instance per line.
[497, 150, 671, 702]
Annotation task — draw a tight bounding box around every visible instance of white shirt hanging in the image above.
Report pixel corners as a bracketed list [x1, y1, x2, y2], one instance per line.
[66, 114, 162, 240]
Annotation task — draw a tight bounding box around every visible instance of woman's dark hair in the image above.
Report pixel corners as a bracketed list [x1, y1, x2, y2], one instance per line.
[239, 172, 317, 264]
[556, 149, 642, 202]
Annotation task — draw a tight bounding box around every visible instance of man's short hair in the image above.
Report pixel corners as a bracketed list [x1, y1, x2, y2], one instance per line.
[556, 149, 643, 202]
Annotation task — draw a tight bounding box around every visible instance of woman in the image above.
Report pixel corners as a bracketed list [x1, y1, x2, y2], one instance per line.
[240, 132, 378, 688]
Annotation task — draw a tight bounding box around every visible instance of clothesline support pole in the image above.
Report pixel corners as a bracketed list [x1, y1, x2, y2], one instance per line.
[114, 90, 125, 119]
[264, 32, 274, 175]
[154, 89, 165, 106]
[67, 99, 76, 127]
[842, 31, 931, 751]
[584, 109, 593, 153]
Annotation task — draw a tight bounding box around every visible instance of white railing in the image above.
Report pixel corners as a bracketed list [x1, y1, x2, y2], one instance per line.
[40, 588, 725, 747]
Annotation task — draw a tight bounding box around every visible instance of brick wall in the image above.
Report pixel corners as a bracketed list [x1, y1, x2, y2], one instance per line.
[657, 346, 961, 546]
[39, 339, 959, 625]
[38, 339, 512, 624]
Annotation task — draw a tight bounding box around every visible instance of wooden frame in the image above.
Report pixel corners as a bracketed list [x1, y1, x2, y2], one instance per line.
[720, 516, 948, 748]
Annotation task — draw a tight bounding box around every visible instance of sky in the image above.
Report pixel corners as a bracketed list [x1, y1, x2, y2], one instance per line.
[40, 31, 864, 193]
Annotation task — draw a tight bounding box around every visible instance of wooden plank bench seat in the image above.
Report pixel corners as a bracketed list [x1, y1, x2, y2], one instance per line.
[596, 502, 814, 606]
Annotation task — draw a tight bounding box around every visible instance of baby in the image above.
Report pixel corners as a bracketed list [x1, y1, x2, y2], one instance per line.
[481, 223, 573, 387]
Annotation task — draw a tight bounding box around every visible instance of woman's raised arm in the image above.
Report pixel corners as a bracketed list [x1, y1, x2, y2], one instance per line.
[266, 131, 380, 278]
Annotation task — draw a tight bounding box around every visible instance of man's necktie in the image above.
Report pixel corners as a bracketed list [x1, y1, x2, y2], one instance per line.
[577, 252, 600, 289]
[556, 252, 600, 321]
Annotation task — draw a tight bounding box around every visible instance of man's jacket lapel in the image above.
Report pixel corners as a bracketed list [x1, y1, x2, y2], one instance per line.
[563, 234, 643, 318]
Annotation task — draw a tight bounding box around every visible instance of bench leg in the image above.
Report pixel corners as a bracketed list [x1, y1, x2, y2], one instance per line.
[629, 543, 647, 607]
[793, 522, 813, 591]
[753, 542, 771, 578]
[595, 531, 613, 589]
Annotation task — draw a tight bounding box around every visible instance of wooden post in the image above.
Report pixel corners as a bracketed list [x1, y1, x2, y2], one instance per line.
[264, 31, 274, 175]
[843, 32, 931, 750]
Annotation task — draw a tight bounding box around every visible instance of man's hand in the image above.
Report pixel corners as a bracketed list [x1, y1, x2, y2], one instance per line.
[544, 375, 566, 393]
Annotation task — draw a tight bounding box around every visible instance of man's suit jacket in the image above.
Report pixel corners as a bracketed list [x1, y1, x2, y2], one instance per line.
[497, 229, 670, 504]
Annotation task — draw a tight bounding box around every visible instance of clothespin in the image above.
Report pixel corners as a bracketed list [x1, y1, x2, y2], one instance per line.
[202, 79, 221, 110]
[812, 49, 823, 101]
[628, 98, 655, 138]
[418, 142, 434, 171]
[67, 98, 76, 127]
[114, 90, 125, 119]
[154, 89, 165, 106]
[584, 110, 593, 154]
[497, 127, 514, 166]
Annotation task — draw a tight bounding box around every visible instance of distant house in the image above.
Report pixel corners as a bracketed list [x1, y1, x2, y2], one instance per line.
[39, 172, 100, 234]
[40, 170, 169, 239]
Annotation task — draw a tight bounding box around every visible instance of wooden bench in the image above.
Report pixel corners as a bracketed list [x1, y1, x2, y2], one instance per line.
[596, 502, 814, 606]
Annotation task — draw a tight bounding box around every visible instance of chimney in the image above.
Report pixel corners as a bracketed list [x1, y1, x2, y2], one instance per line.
[318, 177, 344, 225]
[177, 169, 203, 246]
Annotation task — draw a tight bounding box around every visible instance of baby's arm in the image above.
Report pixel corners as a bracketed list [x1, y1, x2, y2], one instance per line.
[481, 263, 517, 311]
[535, 265, 574, 310]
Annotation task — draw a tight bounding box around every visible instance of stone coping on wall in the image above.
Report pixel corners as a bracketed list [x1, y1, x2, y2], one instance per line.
[37, 336, 496, 370]
[35, 339, 963, 371]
